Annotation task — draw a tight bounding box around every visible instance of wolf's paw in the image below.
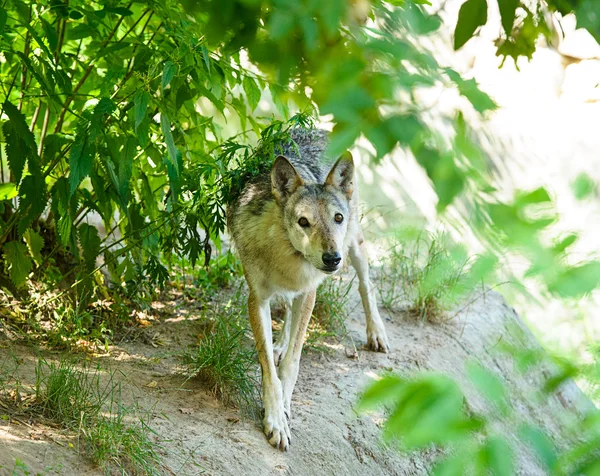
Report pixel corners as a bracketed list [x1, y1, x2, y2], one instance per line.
[367, 326, 390, 353]
[263, 406, 291, 451]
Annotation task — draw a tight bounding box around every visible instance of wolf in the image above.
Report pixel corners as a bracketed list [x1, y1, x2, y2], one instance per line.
[227, 129, 389, 451]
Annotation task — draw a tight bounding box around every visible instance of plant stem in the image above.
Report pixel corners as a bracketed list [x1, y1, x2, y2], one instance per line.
[46, 207, 185, 305]
[18, 4, 32, 112]
[38, 104, 51, 158]
[30, 100, 41, 131]
[53, 7, 132, 133]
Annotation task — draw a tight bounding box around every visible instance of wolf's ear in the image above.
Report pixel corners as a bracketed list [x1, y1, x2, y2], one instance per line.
[325, 151, 354, 198]
[272, 156, 304, 202]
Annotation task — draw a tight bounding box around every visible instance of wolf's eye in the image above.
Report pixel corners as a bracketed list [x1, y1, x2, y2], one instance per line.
[334, 213, 344, 223]
[298, 217, 310, 227]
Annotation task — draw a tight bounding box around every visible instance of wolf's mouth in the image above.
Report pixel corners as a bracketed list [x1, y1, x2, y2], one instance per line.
[319, 266, 340, 274]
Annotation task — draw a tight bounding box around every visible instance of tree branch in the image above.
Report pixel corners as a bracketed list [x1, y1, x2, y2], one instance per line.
[53, 6, 132, 133]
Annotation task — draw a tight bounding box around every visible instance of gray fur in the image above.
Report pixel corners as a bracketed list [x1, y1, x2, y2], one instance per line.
[227, 128, 389, 451]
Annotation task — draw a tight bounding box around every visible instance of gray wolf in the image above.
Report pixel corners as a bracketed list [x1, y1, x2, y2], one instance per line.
[227, 129, 389, 451]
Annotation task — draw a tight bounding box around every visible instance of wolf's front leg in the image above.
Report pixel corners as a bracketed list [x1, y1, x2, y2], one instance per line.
[349, 235, 390, 353]
[272, 296, 292, 366]
[278, 289, 317, 419]
[248, 291, 291, 451]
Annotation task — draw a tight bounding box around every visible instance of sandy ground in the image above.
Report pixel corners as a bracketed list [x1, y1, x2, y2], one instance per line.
[0, 275, 593, 475]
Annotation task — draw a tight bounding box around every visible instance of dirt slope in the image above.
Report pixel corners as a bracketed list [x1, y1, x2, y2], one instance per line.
[0, 281, 593, 475]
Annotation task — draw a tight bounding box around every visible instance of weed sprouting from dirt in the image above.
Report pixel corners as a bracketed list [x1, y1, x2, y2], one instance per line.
[28, 358, 161, 475]
[184, 296, 260, 418]
[305, 275, 354, 351]
[84, 405, 159, 475]
[379, 230, 477, 321]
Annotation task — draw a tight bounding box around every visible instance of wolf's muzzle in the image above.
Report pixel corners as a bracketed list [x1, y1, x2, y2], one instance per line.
[322, 251, 341, 268]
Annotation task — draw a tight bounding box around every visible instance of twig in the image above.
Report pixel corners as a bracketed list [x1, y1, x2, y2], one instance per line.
[53, 5, 132, 133]
[30, 100, 41, 131]
[45, 207, 186, 305]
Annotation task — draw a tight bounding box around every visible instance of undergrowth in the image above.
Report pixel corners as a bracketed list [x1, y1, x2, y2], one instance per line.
[305, 275, 353, 351]
[0, 355, 161, 475]
[378, 229, 478, 321]
[184, 293, 260, 418]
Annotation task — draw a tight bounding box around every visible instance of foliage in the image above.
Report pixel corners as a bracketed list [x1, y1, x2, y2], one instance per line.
[0, 356, 161, 474]
[0, 0, 597, 325]
[305, 275, 353, 350]
[358, 357, 600, 475]
[453, 0, 600, 64]
[0, 0, 493, 307]
[33, 359, 161, 474]
[184, 294, 260, 417]
[378, 229, 491, 320]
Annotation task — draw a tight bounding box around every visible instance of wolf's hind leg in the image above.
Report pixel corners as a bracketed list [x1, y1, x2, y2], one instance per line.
[248, 291, 291, 451]
[349, 232, 390, 353]
[273, 296, 292, 366]
[278, 289, 317, 420]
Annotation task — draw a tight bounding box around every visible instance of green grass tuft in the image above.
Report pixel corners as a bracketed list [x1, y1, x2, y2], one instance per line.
[33, 358, 161, 475]
[379, 229, 476, 321]
[184, 298, 260, 418]
[305, 275, 353, 351]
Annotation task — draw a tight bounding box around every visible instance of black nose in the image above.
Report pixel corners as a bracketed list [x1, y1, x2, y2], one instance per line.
[322, 252, 341, 267]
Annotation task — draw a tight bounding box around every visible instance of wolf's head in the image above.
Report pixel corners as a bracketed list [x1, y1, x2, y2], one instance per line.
[271, 152, 354, 274]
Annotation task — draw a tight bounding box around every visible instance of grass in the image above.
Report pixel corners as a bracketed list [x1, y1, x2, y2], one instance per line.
[184, 295, 260, 418]
[0, 355, 161, 475]
[378, 229, 477, 321]
[305, 275, 353, 351]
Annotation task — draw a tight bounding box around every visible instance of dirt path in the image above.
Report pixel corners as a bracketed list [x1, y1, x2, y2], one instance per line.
[0, 276, 593, 475]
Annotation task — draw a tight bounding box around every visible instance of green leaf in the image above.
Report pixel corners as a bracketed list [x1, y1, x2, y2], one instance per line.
[572, 173, 595, 200]
[69, 131, 95, 196]
[23, 229, 44, 266]
[497, 0, 519, 36]
[0, 183, 17, 201]
[454, 0, 487, 50]
[326, 122, 361, 160]
[433, 453, 470, 476]
[519, 425, 557, 471]
[243, 76, 261, 112]
[516, 187, 551, 205]
[78, 223, 101, 271]
[2, 120, 27, 186]
[478, 436, 514, 476]
[467, 361, 509, 414]
[269, 84, 289, 118]
[3, 241, 32, 288]
[162, 61, 177, 92]
[69, 9, 84, 20]
[17, 171, 47, 236]
[575, 0, 600, 44]
[357, 374, 406, 411]
[413, 145, 465, 211]
[51, 177, 75, 248]
[90, 97, 116, 136]
[446, 69, 497, 113]
[41, 18, 58, 51]
[549, 261, 600, 298]
[118, 135, 136, 200]
[382, 374, 475, 449]
[2, 100, 39, 185]
[160, 113, 180, 175]
[104, 6, 133, 16]
[200, 45, 211, 75]
[134, 90, 150, 130]
[0, 7, 7, 33]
